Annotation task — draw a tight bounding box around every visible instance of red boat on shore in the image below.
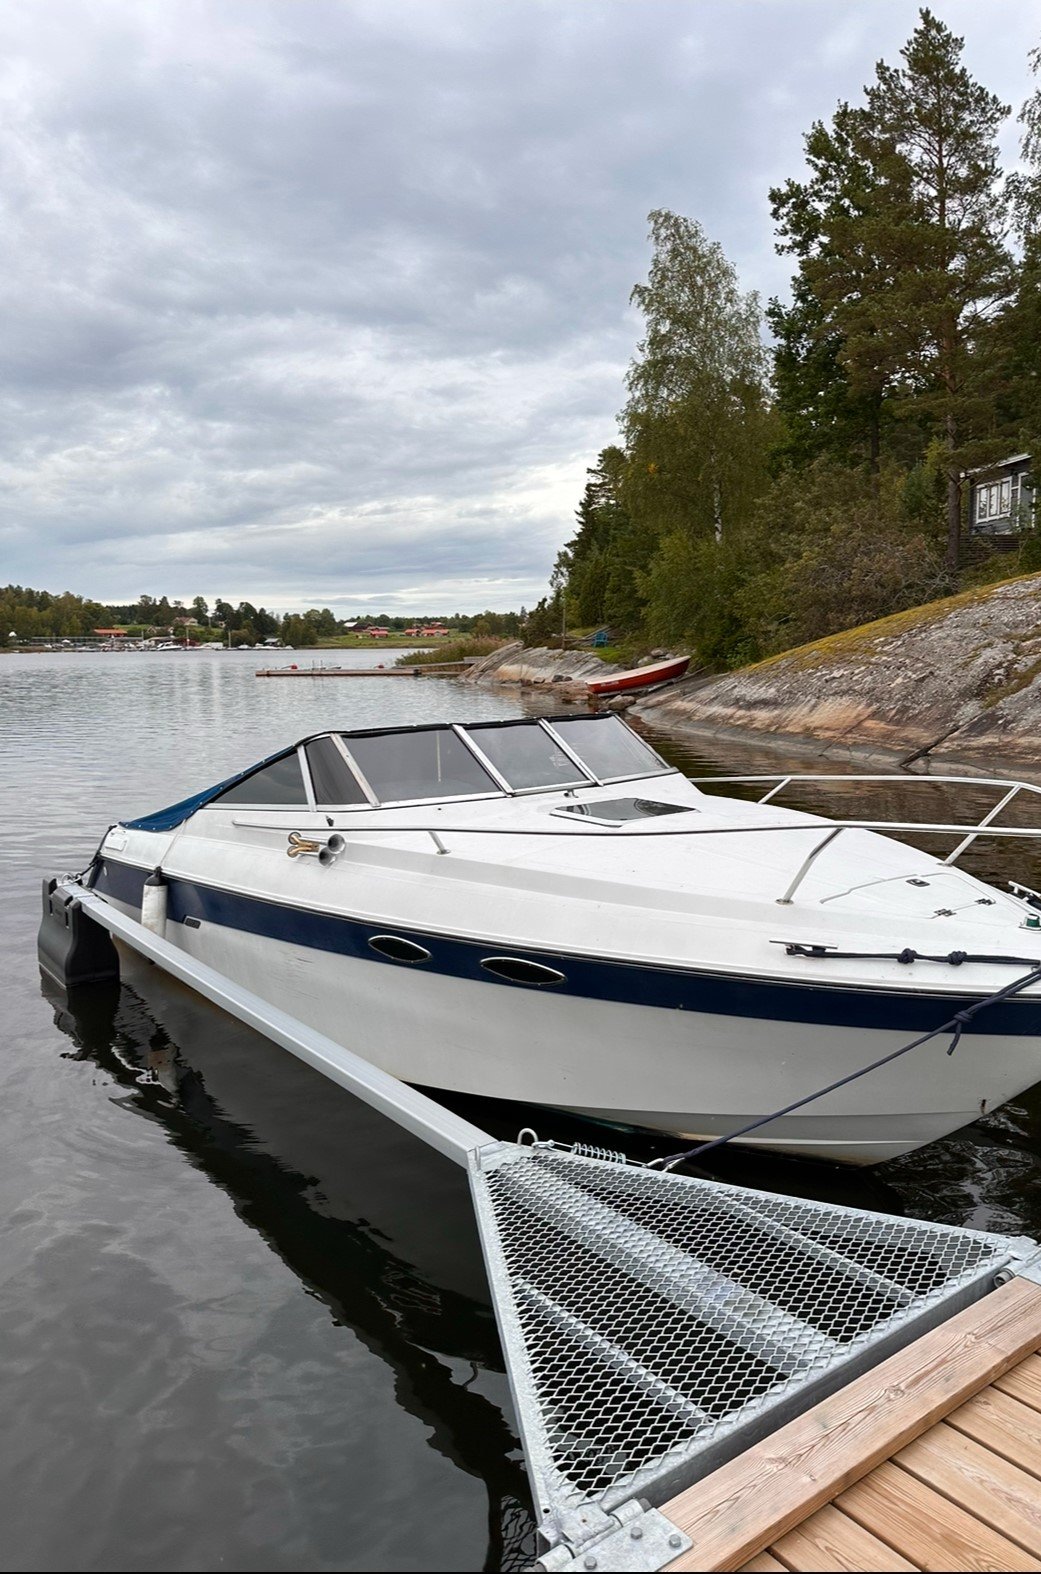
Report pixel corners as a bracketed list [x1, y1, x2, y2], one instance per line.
[586, 654, 690, 696]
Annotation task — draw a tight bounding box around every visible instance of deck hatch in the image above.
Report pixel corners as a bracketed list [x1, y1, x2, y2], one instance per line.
[554, 798, 690, 825]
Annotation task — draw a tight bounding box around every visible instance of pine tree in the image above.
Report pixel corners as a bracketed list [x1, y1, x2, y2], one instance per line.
[1000, 46, 1041, 459]
[770, 102, 897, 472]
[772, 11, 1012, 566]
[864, 10, 1011, 566]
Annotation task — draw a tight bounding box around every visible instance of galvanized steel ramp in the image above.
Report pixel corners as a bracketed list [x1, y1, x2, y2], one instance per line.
[468, 1142, 1041, 1572]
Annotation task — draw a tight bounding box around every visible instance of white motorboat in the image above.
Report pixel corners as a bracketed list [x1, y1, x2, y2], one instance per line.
[74, 714, 1041, 1164]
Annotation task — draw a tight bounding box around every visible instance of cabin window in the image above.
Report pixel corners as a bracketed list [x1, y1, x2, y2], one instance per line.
[214, 753, 308, 806]
[548, 716, 669, 781]
[348, 727, 497, 802]
[306, 736, 368, 805]
[977, 479, 1013, 522]
[468, 723, 587, 790]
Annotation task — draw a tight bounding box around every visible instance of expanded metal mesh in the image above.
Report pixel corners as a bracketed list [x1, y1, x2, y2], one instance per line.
[470, 1145, 1024, 1527]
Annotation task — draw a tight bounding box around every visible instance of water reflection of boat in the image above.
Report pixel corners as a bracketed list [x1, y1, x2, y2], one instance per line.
[43, 966, 535, 1571]
[80, 713, 1041, 1164]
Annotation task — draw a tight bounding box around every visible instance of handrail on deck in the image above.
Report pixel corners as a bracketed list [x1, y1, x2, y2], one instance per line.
[688, 771, 1041, 903]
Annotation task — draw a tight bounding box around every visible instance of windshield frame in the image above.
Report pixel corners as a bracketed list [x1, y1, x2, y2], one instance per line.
[540, 715, 675, 786]
[460, 717, 597, 794]
[338, 723, 504, 808]
[214, 718, 677, 811]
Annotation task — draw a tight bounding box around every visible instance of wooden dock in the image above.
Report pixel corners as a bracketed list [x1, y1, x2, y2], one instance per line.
[662, 1276, 1041, 1571]
[255, 661, 471, 677]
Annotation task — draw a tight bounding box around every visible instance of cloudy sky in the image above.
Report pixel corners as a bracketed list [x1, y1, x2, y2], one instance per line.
[1, 1, 1037, 616]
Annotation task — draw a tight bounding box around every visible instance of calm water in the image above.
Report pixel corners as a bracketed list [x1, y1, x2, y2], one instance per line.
[3, 650, 1041, 1572]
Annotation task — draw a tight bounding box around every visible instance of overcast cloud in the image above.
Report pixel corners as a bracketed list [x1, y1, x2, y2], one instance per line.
[0, 0, 1036, 615]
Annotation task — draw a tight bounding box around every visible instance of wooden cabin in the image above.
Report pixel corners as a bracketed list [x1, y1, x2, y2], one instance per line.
[967, 453, 1035, 538]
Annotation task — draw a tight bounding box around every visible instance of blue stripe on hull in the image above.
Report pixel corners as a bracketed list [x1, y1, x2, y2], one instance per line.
[93, 857, 1041, 1037]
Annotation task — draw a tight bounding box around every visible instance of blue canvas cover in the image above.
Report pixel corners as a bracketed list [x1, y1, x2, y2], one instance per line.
[121, 748, 293, 832]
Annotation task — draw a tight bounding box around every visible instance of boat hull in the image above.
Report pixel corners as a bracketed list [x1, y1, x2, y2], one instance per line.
[97, 878, 1041, 1165]
[586, 656, 690, 695]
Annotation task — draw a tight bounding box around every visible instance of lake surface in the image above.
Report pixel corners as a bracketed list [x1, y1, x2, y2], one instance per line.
[3, 650, 1041, 1571]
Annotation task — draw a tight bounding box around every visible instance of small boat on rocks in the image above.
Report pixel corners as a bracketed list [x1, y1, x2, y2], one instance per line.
[586, 654, 690, 694]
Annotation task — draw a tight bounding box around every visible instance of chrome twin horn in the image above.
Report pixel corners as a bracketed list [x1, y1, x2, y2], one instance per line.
[287, 831, 346, 865]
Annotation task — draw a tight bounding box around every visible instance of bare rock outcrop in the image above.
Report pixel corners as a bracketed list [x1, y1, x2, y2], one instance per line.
[463, 643, 612, 687]
[635, 573, 1041, 771]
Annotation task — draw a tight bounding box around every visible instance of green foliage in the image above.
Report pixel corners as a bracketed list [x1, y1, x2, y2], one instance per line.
[1009, 46, 1041, 240]
[541, 16, 1038, 674]
[0, 586, 108, 641]
[735, 463, 948, 654]
[393, 637, 508, 667]
[622, 210, 773, 551]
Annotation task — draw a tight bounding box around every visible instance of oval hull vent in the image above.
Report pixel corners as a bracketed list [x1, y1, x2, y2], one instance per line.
[480, 956, 565, 987]
[368, 934, 431, 964]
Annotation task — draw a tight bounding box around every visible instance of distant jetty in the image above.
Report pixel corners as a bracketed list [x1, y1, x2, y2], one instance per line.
[255, 660, 473, 678]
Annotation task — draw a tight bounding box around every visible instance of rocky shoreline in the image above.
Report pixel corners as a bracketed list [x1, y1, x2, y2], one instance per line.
[463, 640, 609, 689]
[633, 573, 1041, 776]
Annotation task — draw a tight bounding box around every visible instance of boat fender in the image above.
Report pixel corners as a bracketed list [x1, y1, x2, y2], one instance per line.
[37, 878, 120, 989]
[141, 868, 168, 937]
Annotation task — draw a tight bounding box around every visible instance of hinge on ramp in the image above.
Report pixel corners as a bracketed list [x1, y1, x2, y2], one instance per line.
[537, 1499, 691, 1572]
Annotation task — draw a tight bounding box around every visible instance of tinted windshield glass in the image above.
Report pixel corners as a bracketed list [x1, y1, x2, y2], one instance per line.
[548, 716, 667, 780]
[348, 728, 496, 802]
[469, 723, 586, 790]
[306, 736, 368, 805]
[216, 753, 308, 806]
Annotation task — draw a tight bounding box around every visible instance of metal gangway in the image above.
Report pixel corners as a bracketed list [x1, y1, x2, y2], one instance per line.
[41, 880, 1041, 1573]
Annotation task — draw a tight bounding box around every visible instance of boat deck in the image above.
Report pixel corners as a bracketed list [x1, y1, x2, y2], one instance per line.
[662, 1276, 1041, 1571]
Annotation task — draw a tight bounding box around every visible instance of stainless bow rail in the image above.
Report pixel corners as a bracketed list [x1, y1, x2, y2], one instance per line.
[39, 880, 1041, 1572]
[690, 771, 1041, 904]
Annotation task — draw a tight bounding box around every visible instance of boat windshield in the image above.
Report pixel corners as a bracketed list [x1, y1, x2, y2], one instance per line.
[347, 728, 497, 803]
[466, 723, 586, 790]
[546, 716, 668, 781]
[331, 716, 670, 803]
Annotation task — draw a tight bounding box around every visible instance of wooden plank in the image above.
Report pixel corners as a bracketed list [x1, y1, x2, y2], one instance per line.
[896, 1421, 1041, 1554]
[949, 1387, 1041, 1479]
[996, 1355, 1041, 1415]
[838, 1461, 1041, 1571]
[737, 1555, 788, 1573]
[769, 1502, 916, 1571]
[663, 1279, 1041, 1572]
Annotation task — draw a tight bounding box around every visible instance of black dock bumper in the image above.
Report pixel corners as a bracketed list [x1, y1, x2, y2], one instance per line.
[38, 878, 120, 989]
